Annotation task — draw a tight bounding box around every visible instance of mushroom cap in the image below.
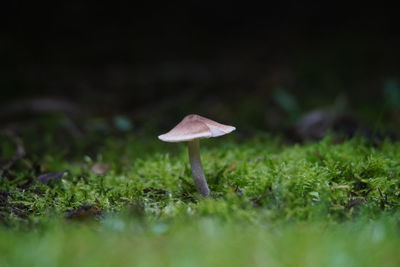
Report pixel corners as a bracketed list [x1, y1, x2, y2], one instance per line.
[158, 114, 236, 142]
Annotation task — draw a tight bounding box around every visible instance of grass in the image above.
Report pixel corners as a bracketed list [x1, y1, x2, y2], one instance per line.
[1, 122, 400, 266]
[1, 216, 400, 267]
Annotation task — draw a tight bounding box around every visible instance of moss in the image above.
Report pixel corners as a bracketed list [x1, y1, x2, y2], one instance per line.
[1, 127, 400, 265]
[1, 132, 400, 224]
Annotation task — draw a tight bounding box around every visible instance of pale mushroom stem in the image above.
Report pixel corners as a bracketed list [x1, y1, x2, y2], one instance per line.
[187, 139, 210, 197]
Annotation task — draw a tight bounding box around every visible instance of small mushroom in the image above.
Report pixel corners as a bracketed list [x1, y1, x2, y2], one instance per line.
[158, 114, 236, 197]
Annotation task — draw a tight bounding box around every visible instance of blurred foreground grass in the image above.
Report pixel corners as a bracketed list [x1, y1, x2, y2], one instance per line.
[1, 124, 400, 266]
[1, 216, 400, 267]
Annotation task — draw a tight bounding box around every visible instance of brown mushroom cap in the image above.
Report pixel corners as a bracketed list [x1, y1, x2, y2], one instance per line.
[158, 114, 236, 142]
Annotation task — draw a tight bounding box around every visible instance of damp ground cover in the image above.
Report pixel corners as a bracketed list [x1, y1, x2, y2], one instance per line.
[1, 132, 400, 266]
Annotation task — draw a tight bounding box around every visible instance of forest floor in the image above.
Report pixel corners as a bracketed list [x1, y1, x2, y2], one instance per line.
[1, 114, 400, 266]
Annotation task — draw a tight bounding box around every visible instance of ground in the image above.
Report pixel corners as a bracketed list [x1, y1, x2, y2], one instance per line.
[1, 118, 400, 266]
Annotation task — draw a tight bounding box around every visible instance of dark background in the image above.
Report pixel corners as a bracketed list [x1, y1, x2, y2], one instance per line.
[1, 2, 400, 136]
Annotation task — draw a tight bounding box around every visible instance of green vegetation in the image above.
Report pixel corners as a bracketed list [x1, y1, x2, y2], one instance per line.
[1, 122, 400, 266]
[1, 217, 400, 267]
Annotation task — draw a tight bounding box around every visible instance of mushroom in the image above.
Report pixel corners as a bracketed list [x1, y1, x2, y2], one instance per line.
[158, 114, 236, 197]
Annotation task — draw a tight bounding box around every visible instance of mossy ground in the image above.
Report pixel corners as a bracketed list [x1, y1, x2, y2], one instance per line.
[1, 118, 400, 266]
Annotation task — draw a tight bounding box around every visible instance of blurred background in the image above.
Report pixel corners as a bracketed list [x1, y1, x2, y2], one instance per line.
[1, 1, 400, 141]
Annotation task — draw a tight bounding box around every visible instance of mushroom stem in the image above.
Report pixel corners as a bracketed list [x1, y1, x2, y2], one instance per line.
[188, 139, 210, 197]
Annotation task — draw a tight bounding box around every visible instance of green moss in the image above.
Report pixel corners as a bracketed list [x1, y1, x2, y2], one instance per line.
[2, 134, 400, 222]
[1, 130, 400, 266]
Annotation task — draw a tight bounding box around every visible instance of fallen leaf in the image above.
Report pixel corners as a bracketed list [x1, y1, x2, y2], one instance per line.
[66, 205, 103, 221]
[91, 163, 110, 175]
[37, 171, 66, 184]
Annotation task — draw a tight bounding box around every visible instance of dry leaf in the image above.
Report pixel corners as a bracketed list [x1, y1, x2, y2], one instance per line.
[91, 163, 110, 175]
[37, 171, 66, 184]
